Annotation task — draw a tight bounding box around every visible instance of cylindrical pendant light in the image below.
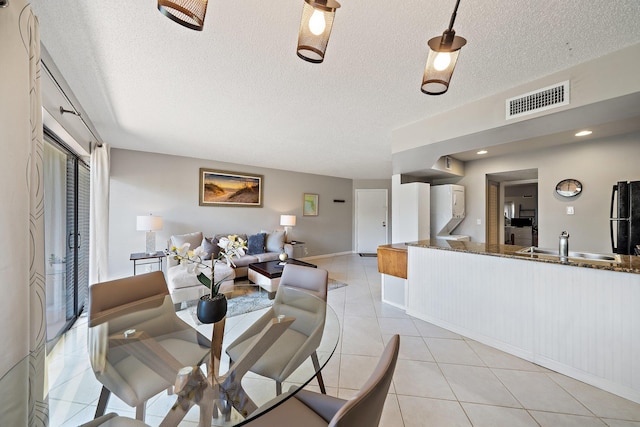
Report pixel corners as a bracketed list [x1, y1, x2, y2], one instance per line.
[421, 0, 467, 95]
[297, 0, 341, 63]
[158, 0, 209, 31]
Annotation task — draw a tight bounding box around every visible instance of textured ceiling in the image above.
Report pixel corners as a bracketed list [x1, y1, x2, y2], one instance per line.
[29, 1, 640, 179]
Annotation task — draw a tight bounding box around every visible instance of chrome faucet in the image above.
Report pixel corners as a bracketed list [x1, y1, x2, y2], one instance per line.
[559, 231, 570, 261]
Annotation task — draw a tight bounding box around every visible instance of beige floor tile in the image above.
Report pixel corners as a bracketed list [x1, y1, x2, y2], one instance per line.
[379, 393, 404, 427]
[492, 369, 592, 415]
[466, 339, 546, 372]
[397, 395, 471, 427]
[393, 359, 456, 400]
[414, 319, 463, 339]
[374, 301, 410, 319]
[426, 338, 485, 366]
[383, 334, 434, 362]
[440, 363, 521, 407]
[344, 299, 377, 318]
[461, 402, 539, 427]
[339, 354, 383, 390]
[378, 317, 421, 336]
[548, 372, 640, 421]
[48, 367, 104, 404]
[340, 316, 384, 356]
[602, 419, 640, 426]
[49, 399, 91, 427]
[529, 410, 608, 426]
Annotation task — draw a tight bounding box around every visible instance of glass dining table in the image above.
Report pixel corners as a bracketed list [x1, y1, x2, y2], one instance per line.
[87, 286, 340, 426]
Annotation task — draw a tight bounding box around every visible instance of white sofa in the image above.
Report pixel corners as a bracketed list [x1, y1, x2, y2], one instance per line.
[166, 231, 293, 307]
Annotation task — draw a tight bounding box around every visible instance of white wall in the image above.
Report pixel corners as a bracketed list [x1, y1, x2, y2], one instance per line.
[108, 149, 353, 279]
[452, 133, 640, 253]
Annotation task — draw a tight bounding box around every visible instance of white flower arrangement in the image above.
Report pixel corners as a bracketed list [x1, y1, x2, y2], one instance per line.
[169, 235, 247, 297]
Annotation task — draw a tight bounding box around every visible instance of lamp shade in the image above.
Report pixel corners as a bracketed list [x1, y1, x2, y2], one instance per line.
[280, 215, 297, 227]
[297, 0, 341, 63]
[421, 31, 466, 95]
[136, 215, 163, 231]
[158, 0, 208, 31]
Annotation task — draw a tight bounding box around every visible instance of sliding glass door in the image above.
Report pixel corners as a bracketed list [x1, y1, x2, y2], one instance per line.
[44, 133, 89, 342]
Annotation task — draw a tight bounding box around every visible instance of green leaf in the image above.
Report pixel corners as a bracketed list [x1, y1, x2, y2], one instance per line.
[197, 272, 211, 288]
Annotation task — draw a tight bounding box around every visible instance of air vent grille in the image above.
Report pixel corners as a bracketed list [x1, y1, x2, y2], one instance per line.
[506, 81, 570, 120]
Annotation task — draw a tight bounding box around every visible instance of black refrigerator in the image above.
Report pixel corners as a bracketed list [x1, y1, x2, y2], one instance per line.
[610, 181, 640, 255]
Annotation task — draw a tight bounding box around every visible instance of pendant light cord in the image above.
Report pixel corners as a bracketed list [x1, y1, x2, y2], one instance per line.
[447, 0, 461, 31]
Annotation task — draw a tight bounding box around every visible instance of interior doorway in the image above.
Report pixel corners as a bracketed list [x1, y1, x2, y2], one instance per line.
[355, 189, 388, 254]
[486, 169, 538, 246]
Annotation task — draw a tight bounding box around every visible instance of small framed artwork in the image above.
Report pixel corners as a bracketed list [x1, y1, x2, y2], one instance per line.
[199, 168, 263, 207]
[303, 193, 319, 216]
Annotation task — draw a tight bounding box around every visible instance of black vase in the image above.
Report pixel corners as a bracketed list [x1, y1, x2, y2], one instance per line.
[196, 293, 227, 324]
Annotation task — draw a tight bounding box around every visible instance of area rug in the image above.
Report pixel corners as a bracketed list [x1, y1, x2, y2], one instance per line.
[187, 278, 348, 321]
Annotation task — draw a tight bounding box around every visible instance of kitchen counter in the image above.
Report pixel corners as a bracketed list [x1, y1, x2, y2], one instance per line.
[404, 241, 640, 403]
[404, 239, 640, 274]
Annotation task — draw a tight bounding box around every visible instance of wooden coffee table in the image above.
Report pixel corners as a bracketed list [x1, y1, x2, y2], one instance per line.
[248, 259, 317, 297]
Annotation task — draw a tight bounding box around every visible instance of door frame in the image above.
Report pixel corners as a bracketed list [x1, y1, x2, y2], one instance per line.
[355, 189, 389, 253]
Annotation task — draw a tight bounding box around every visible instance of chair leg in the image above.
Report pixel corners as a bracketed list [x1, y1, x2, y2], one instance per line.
[311, 351, 327, 394]
[136, 403, 146, 421]
[95, 387, 110, 418]
[276, 381, 282, 396]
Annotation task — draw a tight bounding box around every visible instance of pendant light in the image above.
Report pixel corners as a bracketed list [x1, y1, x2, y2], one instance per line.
[158, 0, 209, 31]
[297, 0, 341, 63]
[421, 0, 467, 95]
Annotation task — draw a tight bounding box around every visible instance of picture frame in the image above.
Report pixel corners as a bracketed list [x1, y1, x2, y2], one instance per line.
[199, 168, 263, 207]
[303, 193, 319, 216]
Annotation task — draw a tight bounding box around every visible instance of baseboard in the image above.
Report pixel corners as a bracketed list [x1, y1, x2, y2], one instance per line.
[301, 251, 354, 261]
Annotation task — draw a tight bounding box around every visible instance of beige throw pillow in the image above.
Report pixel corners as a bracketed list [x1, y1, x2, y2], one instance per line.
[170, 232, 203, 251]
[265, 230, 285, 253]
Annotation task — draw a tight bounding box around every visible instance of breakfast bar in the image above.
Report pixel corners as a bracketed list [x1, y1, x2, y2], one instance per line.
[380, 240, 640, 404]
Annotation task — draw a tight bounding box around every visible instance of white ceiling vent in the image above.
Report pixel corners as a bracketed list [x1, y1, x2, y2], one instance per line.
[506, 81, 570, 120]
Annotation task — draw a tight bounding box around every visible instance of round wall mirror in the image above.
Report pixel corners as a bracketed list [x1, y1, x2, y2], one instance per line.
[556, 179, 582, 197]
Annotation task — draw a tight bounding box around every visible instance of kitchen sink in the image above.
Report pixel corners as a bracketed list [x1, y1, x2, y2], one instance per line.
[515, 246, 621, 263]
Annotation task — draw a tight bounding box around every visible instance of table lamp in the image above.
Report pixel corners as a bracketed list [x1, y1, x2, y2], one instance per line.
[280, 215, 296, 241]
[136, 214, 163, 254]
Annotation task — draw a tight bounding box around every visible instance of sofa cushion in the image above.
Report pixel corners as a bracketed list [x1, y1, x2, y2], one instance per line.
[167, 261, 235, 290]
[170, 232, 203, 251]
[265, 230, 285, 253]
[247, 233, 266, 255]
[201, 236, 220, 260]
[229, 255, 259, 268]
[255, 252, 280, 262]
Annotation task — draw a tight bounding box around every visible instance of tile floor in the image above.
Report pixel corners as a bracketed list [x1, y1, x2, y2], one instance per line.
[47, 254, 640, 426]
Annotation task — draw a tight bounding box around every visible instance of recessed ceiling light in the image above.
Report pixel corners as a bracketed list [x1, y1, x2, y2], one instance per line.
[477, 150, 488, 155]
[575, 130, 592, 137]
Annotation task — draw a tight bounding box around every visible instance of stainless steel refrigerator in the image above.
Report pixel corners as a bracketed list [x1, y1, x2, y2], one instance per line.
[610, 180, 640, 255]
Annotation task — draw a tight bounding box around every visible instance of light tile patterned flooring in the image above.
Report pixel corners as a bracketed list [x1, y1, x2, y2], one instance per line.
[47, 254, 640, 426]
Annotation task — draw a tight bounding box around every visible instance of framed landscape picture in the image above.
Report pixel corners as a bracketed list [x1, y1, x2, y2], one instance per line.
[199, 168, 263, 207]
[303, 193, 319, 216]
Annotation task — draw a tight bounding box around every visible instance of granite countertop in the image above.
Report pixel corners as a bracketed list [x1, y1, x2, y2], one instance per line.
[400, 239, 640, 275]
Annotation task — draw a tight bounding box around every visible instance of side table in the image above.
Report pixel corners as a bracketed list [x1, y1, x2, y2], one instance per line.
[130, 251, 166, 275]
[288, 241, 306, 258]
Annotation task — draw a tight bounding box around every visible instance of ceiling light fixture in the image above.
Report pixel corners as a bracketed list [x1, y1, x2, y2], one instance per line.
[477, 150, 488, 155]
[421, 0, 467, 95]
[158, 0, 208, 31]
[575, 130, 592, 137]
[297, 0, 341, 63]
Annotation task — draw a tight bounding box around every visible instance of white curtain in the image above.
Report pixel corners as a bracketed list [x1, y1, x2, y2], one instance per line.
[90, 143, 111, 285]
[0, 1, 48, 425]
